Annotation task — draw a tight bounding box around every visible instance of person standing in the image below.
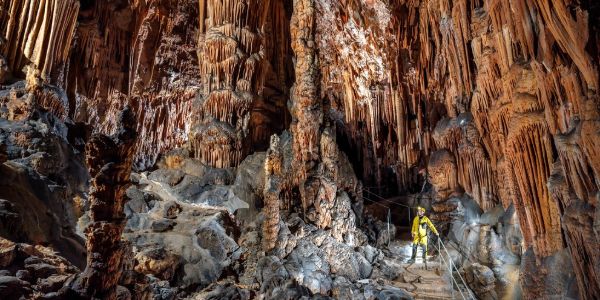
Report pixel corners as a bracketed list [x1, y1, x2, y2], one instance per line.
[407, 206, 439, 264]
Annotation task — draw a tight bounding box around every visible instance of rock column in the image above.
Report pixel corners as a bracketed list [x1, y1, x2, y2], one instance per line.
[290, 0, 322, 216]
[67, 108, 137, 299]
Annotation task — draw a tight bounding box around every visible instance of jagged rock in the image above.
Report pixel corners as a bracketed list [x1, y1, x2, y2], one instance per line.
[232, 152, 267, 225]
[284, 240, 332, 295]
[332, 276, 363, 299]
[191, 279, 253, 300]
[162, 201, 182, 219]
[37, 274, 70, 293]
[377, 258, 402, 281]
[148, 169, 185, 187]
[148, 280, 178, 300]
[462, 263, 497, 300]
[322, 238, 373, 281]
[151, 219, 176, 232]
[359, 245, 382, 264]
[376, 287, 413, 300]
[15, 270, 29, 281]
[256, 256, 289, 290]
[195, 219, 239, 262]
[0, 276, 32, 299]
[25, 262, 58, 278]
[0, 237, 79, 297]
[0, 97, 87, 265]
[124, 191, 242, 290]
[134, 247, 181, 281]
[262, 279, 313, 300]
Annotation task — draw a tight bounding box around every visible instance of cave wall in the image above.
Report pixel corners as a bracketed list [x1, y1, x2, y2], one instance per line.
[0, 0, 291, 170]
[1, 0, 600, 298]
[67, 0, 201, 170]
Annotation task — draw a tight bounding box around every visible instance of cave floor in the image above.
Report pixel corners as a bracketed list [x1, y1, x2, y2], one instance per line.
[384, 240, 463, 300]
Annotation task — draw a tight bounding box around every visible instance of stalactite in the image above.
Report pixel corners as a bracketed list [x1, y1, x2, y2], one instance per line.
[190, 0, 271, 168]
[506, 112, 563, 257]
[554, 123, 596, 201]
[427, 149, 459, 201]
[0, 0, 79, 82]
[432, 113, 497, 209]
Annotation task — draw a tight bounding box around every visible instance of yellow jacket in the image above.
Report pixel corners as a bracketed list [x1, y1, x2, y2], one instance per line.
[411, 215, 438, 245]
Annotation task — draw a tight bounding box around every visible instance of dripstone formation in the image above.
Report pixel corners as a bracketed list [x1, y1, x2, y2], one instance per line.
[0, 0, 599, 299]
[65, 108, 137, 299]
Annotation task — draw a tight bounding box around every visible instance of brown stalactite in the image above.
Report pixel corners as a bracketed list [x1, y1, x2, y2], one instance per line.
[506, 112, 563, 257]
[427, 149, 459, 201]
[189, 0, 271, 168]
[68, 1, 201, 170]
[0, 0, 79, 82]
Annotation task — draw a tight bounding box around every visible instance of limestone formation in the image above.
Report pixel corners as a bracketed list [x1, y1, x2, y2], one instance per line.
[189, 0, 270, 168]
[0, 0, 79, 81]
[0, 0, 599, 299]
[66, 108, 137, 299]
[315, 0, 600, 298]
[263, 134, 283, 252]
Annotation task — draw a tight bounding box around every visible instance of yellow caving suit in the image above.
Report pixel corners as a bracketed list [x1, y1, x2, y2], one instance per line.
[409, 215, 438, 262]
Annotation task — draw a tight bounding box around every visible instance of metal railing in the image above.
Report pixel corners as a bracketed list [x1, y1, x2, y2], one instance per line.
[359, 187, 475, 299]
[359, 187, 428, 246]
[361, 188, 413, 227]
[433, 237, 476, 300]
[360, 192, 393, 246]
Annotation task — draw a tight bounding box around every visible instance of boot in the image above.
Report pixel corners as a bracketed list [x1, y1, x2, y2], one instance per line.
[422, 245, 428, 269]
[407, 244, 417, 263]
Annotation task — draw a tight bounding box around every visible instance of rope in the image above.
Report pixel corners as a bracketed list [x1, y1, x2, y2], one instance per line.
[361, 194, 394, 247]
[362, 183, 475, 299]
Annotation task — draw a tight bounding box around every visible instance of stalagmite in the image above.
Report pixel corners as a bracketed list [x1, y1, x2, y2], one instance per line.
[263, 134, 282, 252]
[66, 108, 137, 299]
